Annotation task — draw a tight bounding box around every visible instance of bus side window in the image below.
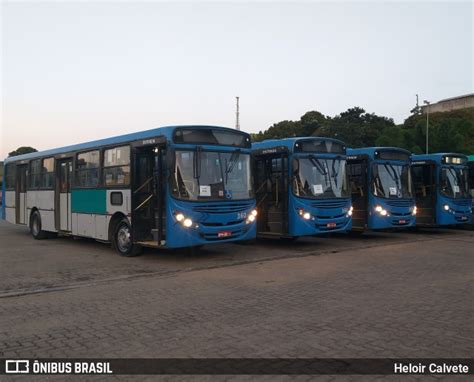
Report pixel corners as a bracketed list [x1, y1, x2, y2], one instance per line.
[41, 157, 55, 189]
[103, 146, 130, 187]
[76, 150, 100, 188]
[5, 163, 16, 190]
[29, 159, 42, 189]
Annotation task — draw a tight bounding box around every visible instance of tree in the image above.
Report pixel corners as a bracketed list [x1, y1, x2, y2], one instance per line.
[8, 146, 37, 157]
[254, 105, 473, 154]
[319, 107, 395, 147]
[300, 110, 328, 136]
[252, 120, 302, 142]
[402, 108, 474, 154]
[252, 110, 329, 142]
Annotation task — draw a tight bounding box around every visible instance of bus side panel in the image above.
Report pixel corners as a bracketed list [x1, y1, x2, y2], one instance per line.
[106, 189, 131, 216]
[71, 189, 107, 214]
[27, 190, 56, 232]
[71, 189, 106, 238]
[70, 213, 109, 240]
[94, 214, 109, 240]
[5, 190, 16, 223]
[70, 189, 130, 240]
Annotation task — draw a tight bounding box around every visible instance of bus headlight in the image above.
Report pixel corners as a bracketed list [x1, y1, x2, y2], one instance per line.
[298, 209, 311, 220]
[443, 204, 450, 211]
[251, 209, 258, 217]
[246, 214, 256, 224]
[175, 212, 194, 228]
[412, 206, 417, 216]
[375, 205, 388, 216]
[347, 206, 353, 217]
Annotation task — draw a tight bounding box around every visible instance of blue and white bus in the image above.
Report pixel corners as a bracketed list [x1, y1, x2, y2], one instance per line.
[1, 125, 257, 256]
[252, 137, 352, 239]
[411, 153, 472, 226]
[347, 147, 416, 231]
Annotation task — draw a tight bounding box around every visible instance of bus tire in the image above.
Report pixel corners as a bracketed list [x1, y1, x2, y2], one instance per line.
[30, 210, 48, 240]
[113, 218, 143, 257]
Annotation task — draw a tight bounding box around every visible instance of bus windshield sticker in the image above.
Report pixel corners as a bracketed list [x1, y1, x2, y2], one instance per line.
[313, 184, 323, 194]
[453, 185, 460, 193]
[199, 185, 211, 197]
[389, 187, 397, 196]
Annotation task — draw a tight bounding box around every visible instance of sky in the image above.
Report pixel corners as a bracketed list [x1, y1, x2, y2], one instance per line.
[1, 1, 472, 159]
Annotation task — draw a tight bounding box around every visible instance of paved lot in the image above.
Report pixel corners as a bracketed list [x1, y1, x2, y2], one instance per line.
[0, 220, 473, 381]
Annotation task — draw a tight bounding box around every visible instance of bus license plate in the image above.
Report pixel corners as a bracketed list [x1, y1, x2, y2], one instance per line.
[326, 222, 337, 228]
[399, 219, 406, 224]
[218, 231, 232, 238]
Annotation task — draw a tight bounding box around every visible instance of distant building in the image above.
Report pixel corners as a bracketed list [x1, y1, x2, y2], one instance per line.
[421, 93, 474, 114]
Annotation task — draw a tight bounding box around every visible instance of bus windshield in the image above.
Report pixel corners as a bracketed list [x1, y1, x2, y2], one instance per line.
[440, 166, 469, 199]
[372, 163, 412, 199]
[293, 157, 350, 198]
[172, 150, 253, 200]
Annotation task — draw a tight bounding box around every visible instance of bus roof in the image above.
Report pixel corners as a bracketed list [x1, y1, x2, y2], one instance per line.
[347, 147, 412, 157]
[4, 125, 243, 164]
[412, 153, 468, 163]
[252, 137, 346, 152]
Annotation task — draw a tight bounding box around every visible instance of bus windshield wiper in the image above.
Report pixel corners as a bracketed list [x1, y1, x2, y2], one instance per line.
[309, 155, 327, 176]
[193, 148, 201, 186]
[384, 163, 401, 189]
[330, 158, 342, 187]
[225, 150, 240, 183]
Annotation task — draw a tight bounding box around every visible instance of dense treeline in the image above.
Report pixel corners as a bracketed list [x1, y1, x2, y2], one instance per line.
[251, 107, 474, 155]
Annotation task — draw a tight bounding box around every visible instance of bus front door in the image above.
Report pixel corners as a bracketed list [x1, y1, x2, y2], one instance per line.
[132, 144, 166, 245]
[58, 158, 73, 231]
[254, 154, 289, 236]
[412, 163, 436, 225]
[15, 164, 28, 225]
[347, 158, 369, 230]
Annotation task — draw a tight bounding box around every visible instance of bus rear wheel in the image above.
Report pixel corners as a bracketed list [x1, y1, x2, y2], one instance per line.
[113, 219, 143, 257]
[30, 211, 48, 240]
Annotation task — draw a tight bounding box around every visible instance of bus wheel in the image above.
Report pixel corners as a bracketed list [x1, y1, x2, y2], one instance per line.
[113, 219, 142, 257]
[30, 211, 48, 240]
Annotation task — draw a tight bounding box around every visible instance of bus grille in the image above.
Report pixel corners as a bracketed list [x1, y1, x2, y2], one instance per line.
[192, 202, 253, 214]
[386, 199, 413, 208]
[310, 200, 348, 209]
[452, 199, 471, 207]
[315, 212, 346, 219]
[200, 220, 244, 227]
[391, 211, 412, 217]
